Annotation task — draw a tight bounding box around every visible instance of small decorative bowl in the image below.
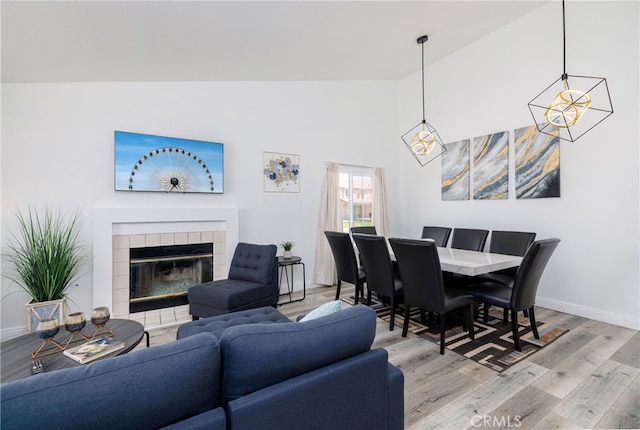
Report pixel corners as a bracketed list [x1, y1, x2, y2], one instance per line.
[65, 312, 86, 333]
[91, 307, 110, 327]
[36, 318, 60, 339]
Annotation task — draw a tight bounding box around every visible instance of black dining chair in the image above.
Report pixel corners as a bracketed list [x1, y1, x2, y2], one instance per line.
[447, 228, 490, 288]
[324, 231, 367, 304]
[420, 226, 452, 247]
[475, 231, 537, 322]
[350, 226, 377, 235]
[388, 237, 476, 354]
[352, 234, 404, 331]
[478, 230, 537, 287]
[450, 228, 489, 251]
[350, 226, 377, 268]
[469, 238, 561, 351]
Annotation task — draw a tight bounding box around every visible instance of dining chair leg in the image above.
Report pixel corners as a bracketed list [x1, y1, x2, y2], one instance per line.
[420, 309, 426, 323]
[528, 307, 540, 339]
[483, 303, 489, 323]
[503, 308, 508, 325]
[366, 290, 372, 307]
[354, 283, 360, 305]
[510, 309, 521, 351]
[335, 280, 341, 301]
[389, 298, 395, 331]
[439, 313, 446, 355]
[402, 304, 411, 337]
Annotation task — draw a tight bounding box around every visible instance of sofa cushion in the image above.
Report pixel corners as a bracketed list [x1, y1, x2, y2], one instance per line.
[1, 333, 221, 430]
[219, 304, 376, 403]
[177, 306, 291, 340]
[227, 242, 277, 284]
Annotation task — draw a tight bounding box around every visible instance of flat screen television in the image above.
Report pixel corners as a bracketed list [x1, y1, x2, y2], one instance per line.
[114, 131, 224, 194]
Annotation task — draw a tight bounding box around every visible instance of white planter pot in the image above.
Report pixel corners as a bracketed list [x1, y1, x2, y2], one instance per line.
[25, 299, 65, 333]
[283, 250, 292, 259]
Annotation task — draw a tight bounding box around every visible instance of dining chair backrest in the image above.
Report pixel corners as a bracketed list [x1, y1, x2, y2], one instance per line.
[324, 231, 360, 285]
[512, 238, 561, 311]
[420, 226, 452, 247]
[350, 226, 377, 235]
[351, 234, 395, 298]
[451, 228, 489, 252]
[388, 237, 445, 313]
[489, 231, 537, 256]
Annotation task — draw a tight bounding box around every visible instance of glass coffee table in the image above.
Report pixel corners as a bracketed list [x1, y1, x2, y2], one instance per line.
[0, 319, 146, 383]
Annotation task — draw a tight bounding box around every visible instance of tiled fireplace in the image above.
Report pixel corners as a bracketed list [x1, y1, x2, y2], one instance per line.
[93, 208, 239, 329]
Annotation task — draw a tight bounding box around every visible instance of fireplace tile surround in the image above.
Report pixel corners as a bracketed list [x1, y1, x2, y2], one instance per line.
[113, 230, 225, 327]
[93, 208, 239, 330]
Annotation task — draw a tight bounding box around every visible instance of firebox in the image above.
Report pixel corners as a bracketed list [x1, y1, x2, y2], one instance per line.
[129, 243, 213, 313]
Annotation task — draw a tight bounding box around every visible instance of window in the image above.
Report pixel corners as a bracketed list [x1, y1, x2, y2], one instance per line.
[339, 165, 374, 232]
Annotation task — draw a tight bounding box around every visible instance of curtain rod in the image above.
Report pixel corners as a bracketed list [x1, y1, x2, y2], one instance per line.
[325, 161, 373, 169]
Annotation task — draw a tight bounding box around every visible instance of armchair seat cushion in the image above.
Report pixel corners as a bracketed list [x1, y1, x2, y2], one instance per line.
[187, 243, 278, 318]
[189, 280, 273, 310]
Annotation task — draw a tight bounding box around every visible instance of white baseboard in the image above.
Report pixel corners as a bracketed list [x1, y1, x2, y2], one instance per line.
[1, 325, 28, 342]
[536, 296, 640, 331]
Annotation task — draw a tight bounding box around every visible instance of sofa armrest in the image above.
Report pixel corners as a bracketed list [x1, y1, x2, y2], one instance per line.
[225, 348, 402, 430]
[160, 407, 226, 430]
[1, 333, 221, 430]
[387, 363, 405, 430]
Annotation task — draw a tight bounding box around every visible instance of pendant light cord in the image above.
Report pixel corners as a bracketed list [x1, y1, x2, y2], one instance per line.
[421, 39, 426, 122]
[562, 0, 567, 80]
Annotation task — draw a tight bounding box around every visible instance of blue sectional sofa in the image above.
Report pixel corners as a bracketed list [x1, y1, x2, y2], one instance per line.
[1, 305, 404, 430]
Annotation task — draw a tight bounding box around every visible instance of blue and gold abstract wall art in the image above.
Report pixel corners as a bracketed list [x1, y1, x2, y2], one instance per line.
[263, 152, 300, 192]
[472, 131, 509, 200]
[514, 125, 560, 199]
[441, 139, 470, 201]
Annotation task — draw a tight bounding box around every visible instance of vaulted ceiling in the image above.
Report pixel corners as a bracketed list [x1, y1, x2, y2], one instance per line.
[1, 1, 547, 83]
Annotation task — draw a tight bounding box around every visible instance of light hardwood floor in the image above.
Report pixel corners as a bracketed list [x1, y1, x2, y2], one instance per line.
[140, 285, 639, 430]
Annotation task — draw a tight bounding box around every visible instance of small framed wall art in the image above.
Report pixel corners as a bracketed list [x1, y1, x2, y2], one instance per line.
[263, 152, 300, 193]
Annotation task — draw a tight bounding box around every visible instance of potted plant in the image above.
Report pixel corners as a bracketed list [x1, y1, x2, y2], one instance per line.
[280, 241, 295, 259]
[2, 206, 89, 332]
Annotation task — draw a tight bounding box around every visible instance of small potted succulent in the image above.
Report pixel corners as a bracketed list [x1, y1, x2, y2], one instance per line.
[280, 241, 295, 259]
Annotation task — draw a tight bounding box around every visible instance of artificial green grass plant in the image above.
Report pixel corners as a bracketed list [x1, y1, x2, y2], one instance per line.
[3, 206, 88, 303]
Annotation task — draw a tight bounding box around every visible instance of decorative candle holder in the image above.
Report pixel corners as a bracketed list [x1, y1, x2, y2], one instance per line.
[61, 312, 90, 348]
[31, 318, 65, 359]
[88, 307, 115, 340]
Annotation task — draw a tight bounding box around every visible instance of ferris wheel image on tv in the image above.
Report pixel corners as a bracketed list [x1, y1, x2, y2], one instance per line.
[114, 131, 224, 194]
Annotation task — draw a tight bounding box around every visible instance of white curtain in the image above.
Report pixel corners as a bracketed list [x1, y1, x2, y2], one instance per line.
[313, 162, 341, 285]
[372, 167, 389, 237]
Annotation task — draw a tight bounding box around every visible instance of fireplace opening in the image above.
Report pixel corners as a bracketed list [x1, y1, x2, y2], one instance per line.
[129, 243, 213, 313]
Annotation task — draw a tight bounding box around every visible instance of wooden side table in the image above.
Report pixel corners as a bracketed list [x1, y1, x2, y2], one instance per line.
[277, 256, 306, 304]
[0, 319, 145, 383]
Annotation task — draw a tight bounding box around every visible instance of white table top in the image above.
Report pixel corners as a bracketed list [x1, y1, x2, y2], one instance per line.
[436, 247, 523, 276]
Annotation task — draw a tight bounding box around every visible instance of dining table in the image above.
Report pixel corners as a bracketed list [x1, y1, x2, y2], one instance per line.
[385, 239, 523, 277]
[435, 247, 523, 276]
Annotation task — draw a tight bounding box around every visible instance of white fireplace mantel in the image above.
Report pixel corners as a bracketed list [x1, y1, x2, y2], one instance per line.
[93, 207, 239, 310]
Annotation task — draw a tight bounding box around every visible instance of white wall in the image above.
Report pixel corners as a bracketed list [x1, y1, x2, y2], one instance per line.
[397, 1, 639, 329]
[1, 80, 401, 333]
[2, 1, 638, 334]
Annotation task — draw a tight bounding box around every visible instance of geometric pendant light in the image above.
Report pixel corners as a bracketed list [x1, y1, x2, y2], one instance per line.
[528, 0, 613, 142]
[401, 35, 447, 166]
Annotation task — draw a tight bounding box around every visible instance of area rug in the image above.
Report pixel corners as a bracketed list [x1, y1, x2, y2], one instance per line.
[342, 296, 568, 372]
